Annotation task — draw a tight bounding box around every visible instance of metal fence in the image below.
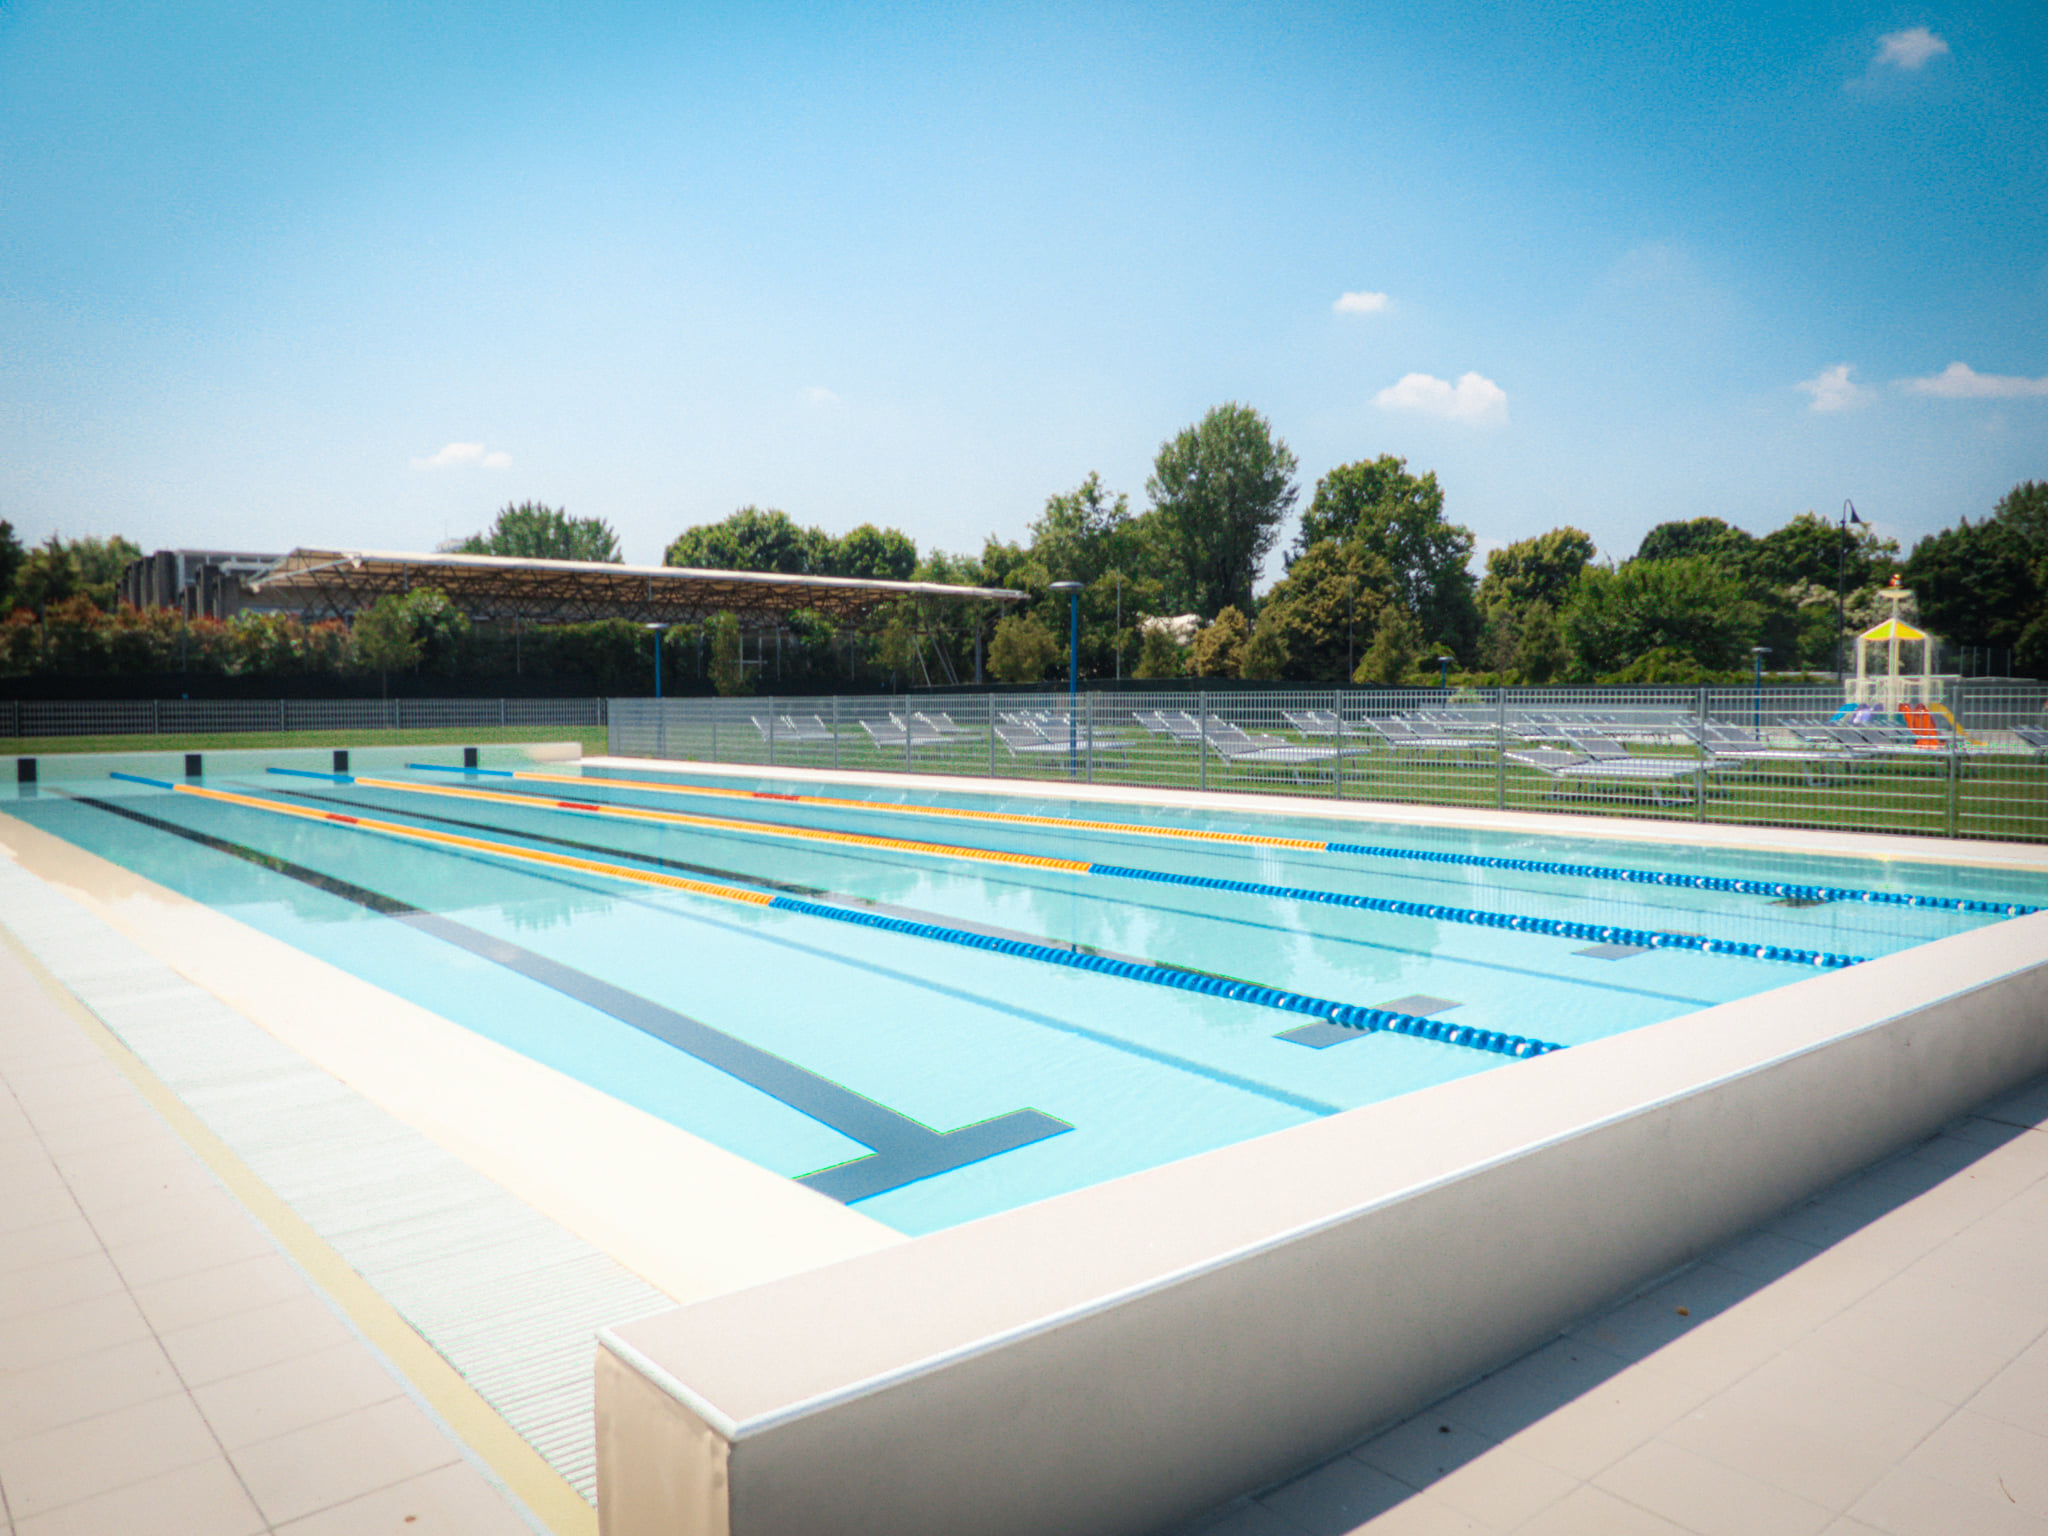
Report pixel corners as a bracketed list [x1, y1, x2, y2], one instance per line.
[0, 697, 607, 738]
[607, 687, 2048, 845]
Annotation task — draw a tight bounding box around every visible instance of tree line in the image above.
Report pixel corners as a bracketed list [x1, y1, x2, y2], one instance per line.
[2, 435, 2042, 694]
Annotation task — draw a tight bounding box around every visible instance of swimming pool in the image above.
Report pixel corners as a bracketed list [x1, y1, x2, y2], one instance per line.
[7, 750, 2041, 1237]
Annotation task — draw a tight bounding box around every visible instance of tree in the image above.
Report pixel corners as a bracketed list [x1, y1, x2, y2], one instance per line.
[1239, 618, 1290, 680]
[1906, 481, 2047, 657]
[1028, 473, 1141, 586]
[1634, 516, 1755, 568]
[706, 613, 750, 695]
[0, 521, 22, 611]
[826, 523, 918, 581]
[1188, 606, 1251, 677]
[350, 594, 425, 695]
[665, 507, 827, 573]
[1751, 510, 1897, 592]
[1561, 556, 1761, 678]
[1515, 602, 1568, 684]
[987, 613, 1061, 683]
[1296, 456, 1477, 654]
[458, 503, 621, 563]
[10, 533, 142, 612]
[1144, 404, 1298, 617]
[1247, 539, 1397, 682]
[1477, 527, 1596, 615]
[1354, 606, 1423, 686]
[1132, 625, 1186, 679]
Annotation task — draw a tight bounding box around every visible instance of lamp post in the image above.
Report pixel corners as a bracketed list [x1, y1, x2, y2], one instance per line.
[646, 623, 672, 758]
[1435, 655, 1454, 692]
[1751, 645, 1770, 732]
[1051, 582, 1083, 775]
[1835, 499, 1863, 681]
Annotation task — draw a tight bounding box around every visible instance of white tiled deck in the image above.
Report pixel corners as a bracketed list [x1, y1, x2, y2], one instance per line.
[1173, 1075, 2048, 1536]
[0, 936, 548, 1536]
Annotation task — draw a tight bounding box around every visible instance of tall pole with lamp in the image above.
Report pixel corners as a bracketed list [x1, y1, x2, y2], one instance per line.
[1051, 581, 1083, 775]
[1835, 499, 1864, 681]
[646, 622, 672, 757]
[1435, 655, 1454, 692]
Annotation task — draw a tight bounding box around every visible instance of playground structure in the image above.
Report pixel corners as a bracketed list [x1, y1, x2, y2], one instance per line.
[1833, 580, 1982, 746]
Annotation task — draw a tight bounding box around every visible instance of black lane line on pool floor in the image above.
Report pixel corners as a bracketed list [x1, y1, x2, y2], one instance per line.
[207, 789, 1353, 1115]
[296, 781, 1726, 1014]
[63, 791, 1071, 1205]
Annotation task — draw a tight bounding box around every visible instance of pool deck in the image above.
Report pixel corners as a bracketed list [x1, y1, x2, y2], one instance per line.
[4, 758, 2047, 1534]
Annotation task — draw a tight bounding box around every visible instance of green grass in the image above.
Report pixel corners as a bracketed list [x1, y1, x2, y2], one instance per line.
[0, 724, 609, 757]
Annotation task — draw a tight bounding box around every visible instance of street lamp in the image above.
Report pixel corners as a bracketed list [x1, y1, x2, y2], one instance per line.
[1051, 582, 1084, 775]
[1435, 655, 1455, 692]
[646, 622, 673, 759]
[1751, 645, 1770, 732]
[1834, 499, 1864, 680]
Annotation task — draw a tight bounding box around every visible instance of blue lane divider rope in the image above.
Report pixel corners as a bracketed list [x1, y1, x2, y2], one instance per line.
[1090, 864, 1867, 970]
[767, 896, 1563, 1059]
[409, 762, 516, 777]
[1321, 841, 2036, 918]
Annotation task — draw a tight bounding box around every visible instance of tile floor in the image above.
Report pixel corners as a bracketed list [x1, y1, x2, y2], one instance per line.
[0, 940, 544, 1536]
[1174, 1074, 2048, 1536]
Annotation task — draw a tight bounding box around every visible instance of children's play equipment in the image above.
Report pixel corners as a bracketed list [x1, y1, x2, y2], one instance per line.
[1840, 579, 1981, 745]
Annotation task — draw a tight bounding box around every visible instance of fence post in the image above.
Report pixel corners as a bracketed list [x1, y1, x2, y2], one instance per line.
[768, 710, 776, 766]
[1198, 692, 1208, 794]
[1086, 691, 1095, 784]
[831, 696, 840, 771]
[904, 694, 913, 770]
[709, 704, 716, 763]
[499, 698, 507, 728]
[987, 692, 996, 780]
[1694, 688, 1710, 822]
[1494, 687, 1507, 810]
[1945, 747, 1961, 837]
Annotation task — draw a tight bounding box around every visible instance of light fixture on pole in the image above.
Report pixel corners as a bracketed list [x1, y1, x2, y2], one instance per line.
[1835, 499, 1864, 681]
[645, 622, 674, 759]
[1435, 655, 1455, 692]
[1051, 582, 1084, 775]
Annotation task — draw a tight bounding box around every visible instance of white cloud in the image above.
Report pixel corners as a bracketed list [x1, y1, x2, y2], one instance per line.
[409, 441, 512, 471]
[1875, 26, 1948, 70]
[1373, 371, 1508, 425]
[800, 385, 841, 405]
[1797, 364, 1871, 413]
[1897, 362, 2048, 399]
[1333, 290, 1388, 315]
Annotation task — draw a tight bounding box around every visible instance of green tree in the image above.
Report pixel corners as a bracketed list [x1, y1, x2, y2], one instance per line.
[1516, 602, 1568, 684]
[987, 613, 1061, 683]
[1354, 605, 1423, 686]
[350, 594, 425, 695]
[1145, 404, 1298, 617]
[1634, 516, 1755, 569]
[458, 502, 621, 563]
[1028, 473, 1141, 586]
[10, 533, 140, 612]
[1905, 482, 2047, 659]
[1132, 625, 1186, 679]
[706, 612, 750, 695]
[1296, 456, 1477, 653]
[1248, 539, 1398, 682]
[0, 521, 22, 611]
[1239, 618, 1290, 680]
[1561, 556, 1761, 678]
[1752, 510, 1897, 591]
[1477, 527, 1596, 615]
[665, 507, 827, 573]
[1188, 606, 1251, 677]
[825, 523, 918, 581]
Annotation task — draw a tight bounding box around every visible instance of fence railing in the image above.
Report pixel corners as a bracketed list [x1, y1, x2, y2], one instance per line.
[606, 687, 2048, 845]
[0, 697, 607, 739]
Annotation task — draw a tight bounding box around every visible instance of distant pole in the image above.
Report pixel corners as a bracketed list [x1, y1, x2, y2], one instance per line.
[1752, 646, 1769, 731]
[647, 622, 672, 758]
[1052, 581, 1083, 776]
[1115, 572, 1123, 681]
[1435, 655, 1454, 692]
[1835, 500, 1861, 681]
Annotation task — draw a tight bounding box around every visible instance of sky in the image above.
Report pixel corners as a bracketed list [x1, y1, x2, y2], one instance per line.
[2, 0, 2043, 587]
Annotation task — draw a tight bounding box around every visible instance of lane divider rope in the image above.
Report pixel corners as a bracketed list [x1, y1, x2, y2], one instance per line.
[390, 769, 1867, 969]
[423, 763, 2035, 919]
[119, 772, 1561, 1059]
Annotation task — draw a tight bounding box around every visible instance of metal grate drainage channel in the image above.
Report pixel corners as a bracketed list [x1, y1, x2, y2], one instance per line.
[0, 856, 674, 1505]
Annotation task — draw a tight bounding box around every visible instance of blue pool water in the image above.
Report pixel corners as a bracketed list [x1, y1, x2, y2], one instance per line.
[9, 757, 2042, 1235]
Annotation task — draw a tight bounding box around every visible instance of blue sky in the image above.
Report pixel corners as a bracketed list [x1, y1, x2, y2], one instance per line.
[2, 0, 2042, 584]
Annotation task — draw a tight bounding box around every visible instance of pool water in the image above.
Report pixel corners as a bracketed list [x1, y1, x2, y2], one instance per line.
[8, 759, 2041, 1235]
